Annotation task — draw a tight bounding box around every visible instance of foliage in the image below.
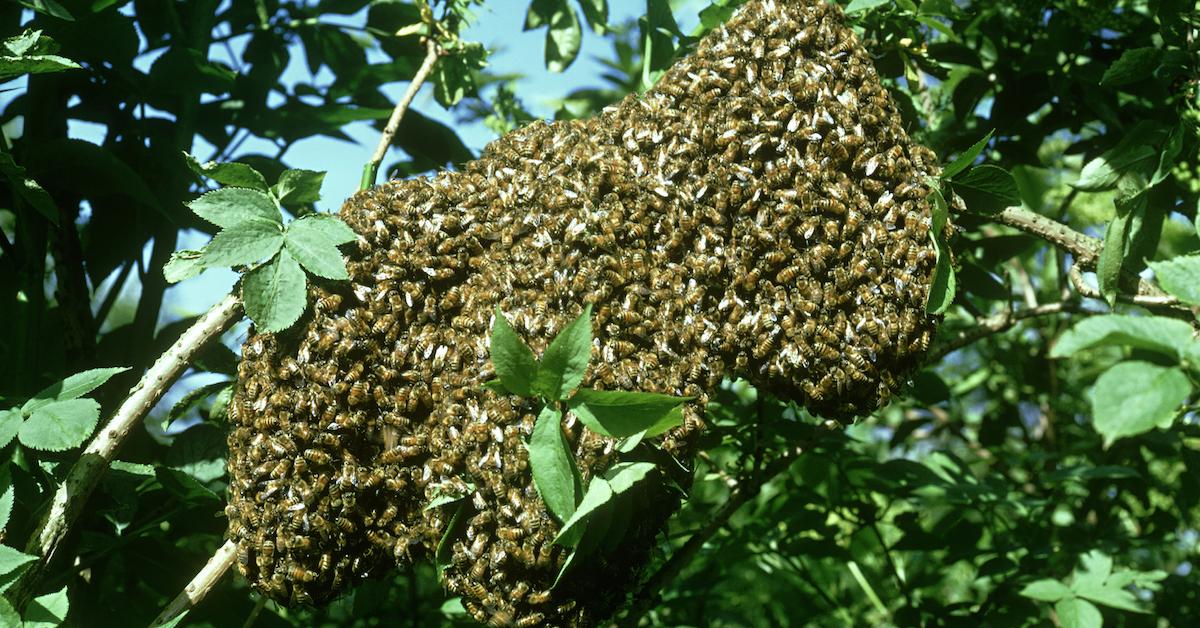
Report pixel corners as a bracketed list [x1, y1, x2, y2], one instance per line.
[487, 304, 688, 580]
[0, 0, 1197, 626]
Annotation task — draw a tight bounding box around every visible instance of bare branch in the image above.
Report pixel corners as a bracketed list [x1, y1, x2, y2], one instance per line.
[926, 301, 1085, 363]
[993, 206, 1103, 266]
[150, 539, 239, 627]
[9, 294, 242, 610]
[360, 38, 441, 190]
[991, 206, 1174, 301]
[1067, 266, 1181, 308]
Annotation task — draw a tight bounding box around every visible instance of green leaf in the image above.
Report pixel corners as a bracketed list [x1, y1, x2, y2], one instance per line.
[1090, 361, 1190, 446]
[188, 187, 282, 229]
[533, 304, 592, 401]
[155, 467, 220, 504]
[603, 461, 655, 494]
[424, 482, 475, 511]
[0, 545, 36, 578]
[575, 0, 607, 33]
[0, 598, 18, 627]
[1074, 144, 1157, 192]
[13, 2, 73, 21]
[201, 222, 284, 268]
[299, 214, 357, 245]
[19, 398, 100, 451]
[490, 308, 538, 398]
[23, 588, 69, 628]
[554, 476, 613, 547]
[163, 249, 206, 283]
[284, 215, 352, 280]
[166, 424, 227, 483]
[1101, 47, 1163, 87]
[1055, 597, 1102, 628]
[183, 152, 270, 192]
[643, 404, 685, 437]
[1020, 579, 1073, 602]
[926, 232, 956, 314]
[845, 0, 890, 12]
[568, 388, 690, 437]
[1073, 551, 1113, 590]
[0, 151, 58, 225]
[0, 36, 79, 79]
[1152, 124, 1184, 187]
[242, 249, 308, 333]
[952, 165, 1020, 214]
[529, 406, 578, 522]
[929, 185, 949, 238]
[1073, 583, 1144, 613]
[0, 466, 12, 532]
[1096, 191, 1146, 306]
[1148, 256, 1200, 305]
[1051, 315, 1195, 360]
[435, 502, 469, 576]
[545, 1, 582, 73]
[274, 169, 326, 205]
[22, 366, 129, 415]
[165, 381, 232, 428]
[941, 129, 994, 180]
[0, 410, 23, 449]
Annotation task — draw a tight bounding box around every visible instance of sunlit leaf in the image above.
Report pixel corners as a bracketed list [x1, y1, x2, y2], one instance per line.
[22, 367, 128, 415]
[533, 304, 592, 401]
[242, 249, 308, 333]
[529, 406, 578, 522]
[1090, 361, 1190, 446]
[19, 399, 99, 451]
[490, 308, 538, 398]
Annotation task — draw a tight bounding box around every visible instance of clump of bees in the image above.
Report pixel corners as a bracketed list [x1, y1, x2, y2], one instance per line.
[226, 0, 942, 624]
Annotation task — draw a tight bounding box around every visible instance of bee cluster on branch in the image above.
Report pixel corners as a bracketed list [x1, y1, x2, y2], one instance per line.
[226, 0, 941, 624]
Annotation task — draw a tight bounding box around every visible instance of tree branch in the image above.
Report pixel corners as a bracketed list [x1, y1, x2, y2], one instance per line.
[1066, 266, 1181, 308]
[992, 206, 1174, 302]
[926, 301, 1084, 363]
[8, 293, 242, 610]
[360, 38, 441, 190]
[620, 446, 806, 625]
[149, 539, 238, 627]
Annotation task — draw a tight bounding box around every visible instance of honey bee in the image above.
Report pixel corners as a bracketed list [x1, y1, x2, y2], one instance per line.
[316, 293, 343, 313]
[496, 526, 525, 542]
[288, 566, 318, 583]
[378, 504, 398, 526]
[290, 423, 312, 442]
[348, 381, 370, 406]
[530, 590, 552, 609]
[515, 613, 545, 627]
[487, 610, 514, 628]
[470, 558, 488, 580]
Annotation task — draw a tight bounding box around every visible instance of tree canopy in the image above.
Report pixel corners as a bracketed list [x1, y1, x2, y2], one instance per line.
[0, 0, 1198, 626]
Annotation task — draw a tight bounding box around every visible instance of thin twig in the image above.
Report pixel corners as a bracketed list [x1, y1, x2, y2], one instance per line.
[9, 294, 242, 610]
[1066, 266, 1181, 308]
[926, 301, 1084, 363]
[149, 539, 239, 627]
[360, 38, 441, 190]
[620, 447, 806, 625]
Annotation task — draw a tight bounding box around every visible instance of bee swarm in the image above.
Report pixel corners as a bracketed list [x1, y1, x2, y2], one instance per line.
[226, 0, 941, 624]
